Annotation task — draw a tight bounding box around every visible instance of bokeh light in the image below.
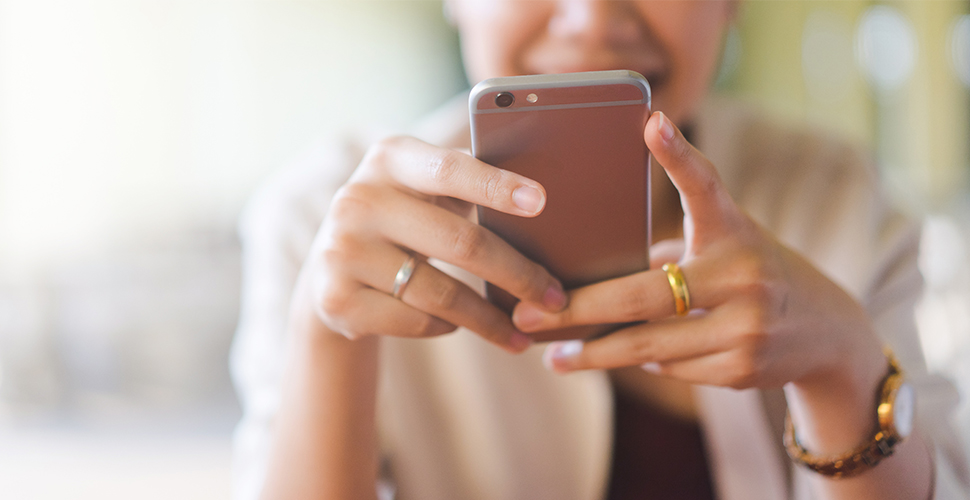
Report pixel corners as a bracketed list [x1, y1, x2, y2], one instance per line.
[856, 5, 918, 92]
[952, 15, 970, 88]
[802, 11, 856, 104]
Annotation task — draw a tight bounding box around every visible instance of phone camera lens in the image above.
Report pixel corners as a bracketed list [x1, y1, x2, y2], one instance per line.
[494, 92, 514, 108]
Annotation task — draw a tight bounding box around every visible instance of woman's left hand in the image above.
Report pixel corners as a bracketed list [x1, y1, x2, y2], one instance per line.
[512, 111, 886, 390]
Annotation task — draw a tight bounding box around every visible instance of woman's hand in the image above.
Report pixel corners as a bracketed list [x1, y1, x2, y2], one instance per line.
[513, 111, 886, 390]
[297, 135, 568, 353]
[512, 111, 935, 500]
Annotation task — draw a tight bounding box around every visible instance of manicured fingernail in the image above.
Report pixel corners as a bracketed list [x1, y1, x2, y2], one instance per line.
[557, 340, 583, 358]
[641, 362, 662, 374]
[543, 284, 567, 310]
[657, 111, 675, 142]
[543, 340, 583, 371]
[513, 303, 543, 330]
[512, 185, 544, 214]
[509, 332, 533, 352]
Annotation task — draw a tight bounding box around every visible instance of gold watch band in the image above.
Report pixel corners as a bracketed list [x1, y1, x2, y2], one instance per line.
[783, 348, 906, 478]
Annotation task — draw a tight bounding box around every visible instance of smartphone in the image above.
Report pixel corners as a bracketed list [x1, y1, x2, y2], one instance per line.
[470, 70, 652, 342]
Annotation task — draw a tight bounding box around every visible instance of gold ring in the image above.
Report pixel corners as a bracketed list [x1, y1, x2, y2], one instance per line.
[392, 255, 418, 299]
[662, 263, 691, 316]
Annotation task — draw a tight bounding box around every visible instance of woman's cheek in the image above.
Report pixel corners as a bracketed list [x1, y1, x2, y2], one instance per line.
[455, 1, 555, 81]
[637, 4, 731, 121]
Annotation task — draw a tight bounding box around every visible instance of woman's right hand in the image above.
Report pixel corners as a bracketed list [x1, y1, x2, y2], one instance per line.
[296, 135, 568, 353]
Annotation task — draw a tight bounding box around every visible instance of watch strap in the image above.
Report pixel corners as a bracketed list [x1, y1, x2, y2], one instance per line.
[783, 348, 906, 478]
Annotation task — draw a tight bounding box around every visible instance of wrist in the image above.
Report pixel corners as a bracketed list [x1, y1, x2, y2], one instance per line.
[785, 333, 886, 456]
[267, 278, 381, 500]
[287, 273, 381, 378]
[785, 347, 917, 480]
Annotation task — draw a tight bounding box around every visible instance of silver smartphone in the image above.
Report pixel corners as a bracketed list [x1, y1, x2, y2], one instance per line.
[470, 70, 652, 342]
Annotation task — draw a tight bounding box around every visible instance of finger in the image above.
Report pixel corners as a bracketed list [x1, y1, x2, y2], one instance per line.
[640, 350, 764, 390]
[367, 186, 567, 311]
[364, 136, 548, 218]
[649, 238, 685, 269]
[353, 244, 533, 352]
[513, 263, 708, 332]
[540, 314, 723, 372]
[643, 111, 735, 234]
[323, 283, 457, 340]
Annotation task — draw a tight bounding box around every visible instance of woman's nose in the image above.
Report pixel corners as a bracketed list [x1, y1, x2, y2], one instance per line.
[548, 0, 643, 45]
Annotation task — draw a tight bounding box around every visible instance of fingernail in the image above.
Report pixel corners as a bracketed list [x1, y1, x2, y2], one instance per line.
[543, 283, 567, 310]
[509, 332, 533, 352]
[512, 185, 544, 214]
[641, 362, 662, 374]
[557, 340, 583, 358]
[657, 111, 675, 142]
[543, 340, 583, 370]
[512, 303, 543, 330]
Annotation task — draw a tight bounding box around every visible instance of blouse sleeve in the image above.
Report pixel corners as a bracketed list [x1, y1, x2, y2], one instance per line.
[704, 102, 970, 498]
[860, 217, 970, 499]
[228, 138, 360, 500]
[776, 144, 970, 499]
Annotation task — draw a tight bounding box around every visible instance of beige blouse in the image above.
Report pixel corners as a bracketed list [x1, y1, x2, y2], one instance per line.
[230, 93, 970, 500]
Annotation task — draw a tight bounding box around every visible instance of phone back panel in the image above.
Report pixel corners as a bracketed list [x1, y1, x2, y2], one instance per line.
[471, 71, 651, 341]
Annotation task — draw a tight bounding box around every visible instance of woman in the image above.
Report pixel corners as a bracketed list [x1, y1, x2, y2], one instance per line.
[231, 2, 969, 499]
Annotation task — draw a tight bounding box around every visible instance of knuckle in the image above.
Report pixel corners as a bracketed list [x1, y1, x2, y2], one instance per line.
[424, 277, 463, 312]
[448, 223, 489, 263]
[732, 254, 770, 297]
[427, 148, 463, 186]
[479, 168, 505, 205]
[366, 135, 407, 165]
[339, 329, 362, 341]
[318, 231, 362, 270]
[318, 284, 353, 319]
[319, 245, 350, 272]
[629, 335, 659, 364]
[745, 280, 775, 306]
[501, 259, 554, 303]
[681, 166, 719, 199]
[510, 265, 547, 300]
[725, 373, 755, 391]
[701, 175, 721, 198]
[731, 254, 790, 316]
[724, 312, 772, 389]
[733, 304, 770, 347]
[616, 284, 652, 320]
[330, 183, 378, 223]
[410, 313, 437, 337]
[412, 314, 454, 338]
[673, 140, 695, 164]
[430, 320, 458, 337]
[725, 355, 762, 389]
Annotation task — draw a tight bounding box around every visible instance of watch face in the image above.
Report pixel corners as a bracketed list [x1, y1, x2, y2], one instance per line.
[893, 382, 915, 438]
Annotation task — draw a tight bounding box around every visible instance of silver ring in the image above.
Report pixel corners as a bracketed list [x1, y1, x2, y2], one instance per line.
[392, 255, 418, 299]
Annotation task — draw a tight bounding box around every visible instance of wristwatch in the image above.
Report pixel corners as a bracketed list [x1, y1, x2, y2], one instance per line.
[784, 347, 915, 478]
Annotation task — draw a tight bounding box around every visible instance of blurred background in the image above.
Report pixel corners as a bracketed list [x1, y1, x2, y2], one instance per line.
[0, 1, 967, 498]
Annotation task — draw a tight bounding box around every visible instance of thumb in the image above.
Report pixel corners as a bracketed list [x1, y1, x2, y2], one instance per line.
[645, 111, 735, 237]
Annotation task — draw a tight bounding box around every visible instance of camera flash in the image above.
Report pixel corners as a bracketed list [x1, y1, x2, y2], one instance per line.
[526, 93, 538, 103]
